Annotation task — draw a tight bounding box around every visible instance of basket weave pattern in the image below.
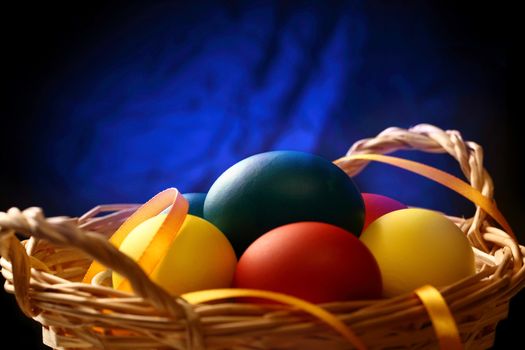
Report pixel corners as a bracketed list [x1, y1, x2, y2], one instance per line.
[0, 124, 523, 349]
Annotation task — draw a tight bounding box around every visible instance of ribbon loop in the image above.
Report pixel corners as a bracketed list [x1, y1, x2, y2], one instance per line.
[83, 188, 188, 286]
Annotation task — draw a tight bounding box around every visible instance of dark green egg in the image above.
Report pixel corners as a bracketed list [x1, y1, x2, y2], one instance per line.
[183, 192, 206, 217]
[163, 192, 206, 217]
[203, 151, 364, 255]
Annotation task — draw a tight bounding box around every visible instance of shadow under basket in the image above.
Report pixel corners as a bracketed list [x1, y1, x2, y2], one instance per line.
[1, 124, 524, 350]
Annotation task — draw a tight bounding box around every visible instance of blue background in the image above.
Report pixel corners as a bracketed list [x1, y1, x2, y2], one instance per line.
[6, 1, 512, 219]
[1, 1, 520, 348]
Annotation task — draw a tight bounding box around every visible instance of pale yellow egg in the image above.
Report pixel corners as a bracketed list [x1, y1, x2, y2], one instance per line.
[113, 214, 237, 295]
[360, 208, 475, 297]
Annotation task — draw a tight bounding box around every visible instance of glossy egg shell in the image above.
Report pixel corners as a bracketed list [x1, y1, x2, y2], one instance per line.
[204, 151, 364, 255]
[360, 208, 476, 297]
[183, 192, 206, 217]
[233, 222, 382, 303]
[114, 214, 237, 295]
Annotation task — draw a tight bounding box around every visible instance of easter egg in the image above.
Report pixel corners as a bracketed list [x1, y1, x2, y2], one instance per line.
[113, 213, 237, 295]
[183, 192, 206, 217]
[162, 192, 206, 217]
[204, 151, 364, 255]
[233, 222, 382, 303]
[360, 208, 475, 297]
[362, 193, 407, 230]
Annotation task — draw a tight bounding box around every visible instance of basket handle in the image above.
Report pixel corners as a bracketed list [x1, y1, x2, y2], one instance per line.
[0, 206, 193, 321]
[334, 124, 516, 254]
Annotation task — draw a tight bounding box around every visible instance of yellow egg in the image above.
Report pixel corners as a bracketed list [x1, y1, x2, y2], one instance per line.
[360, 208, 475, 297]
[113, 214, 237, 295]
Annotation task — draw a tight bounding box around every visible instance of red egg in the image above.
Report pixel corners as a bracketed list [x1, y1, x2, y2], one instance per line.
[362, 193, 407, 231]
[233, 222, 382, 303]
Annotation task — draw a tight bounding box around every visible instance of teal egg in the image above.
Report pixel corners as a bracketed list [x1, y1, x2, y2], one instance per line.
[204, 151, 364, 255]
[163, 192, 206, 217]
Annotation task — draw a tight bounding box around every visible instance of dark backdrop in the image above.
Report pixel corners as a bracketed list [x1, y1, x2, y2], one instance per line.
[1, 1, 521, 348]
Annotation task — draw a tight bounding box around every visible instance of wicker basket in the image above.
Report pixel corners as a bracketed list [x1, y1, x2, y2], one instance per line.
[1, 124, 523, 350]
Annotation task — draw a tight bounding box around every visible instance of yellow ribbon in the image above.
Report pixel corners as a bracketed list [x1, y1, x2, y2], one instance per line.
[415, 285, 462, 350]
[82, 188, 188, 286]
[334, 154, 516, 241]
[182, 288, 367, 350]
